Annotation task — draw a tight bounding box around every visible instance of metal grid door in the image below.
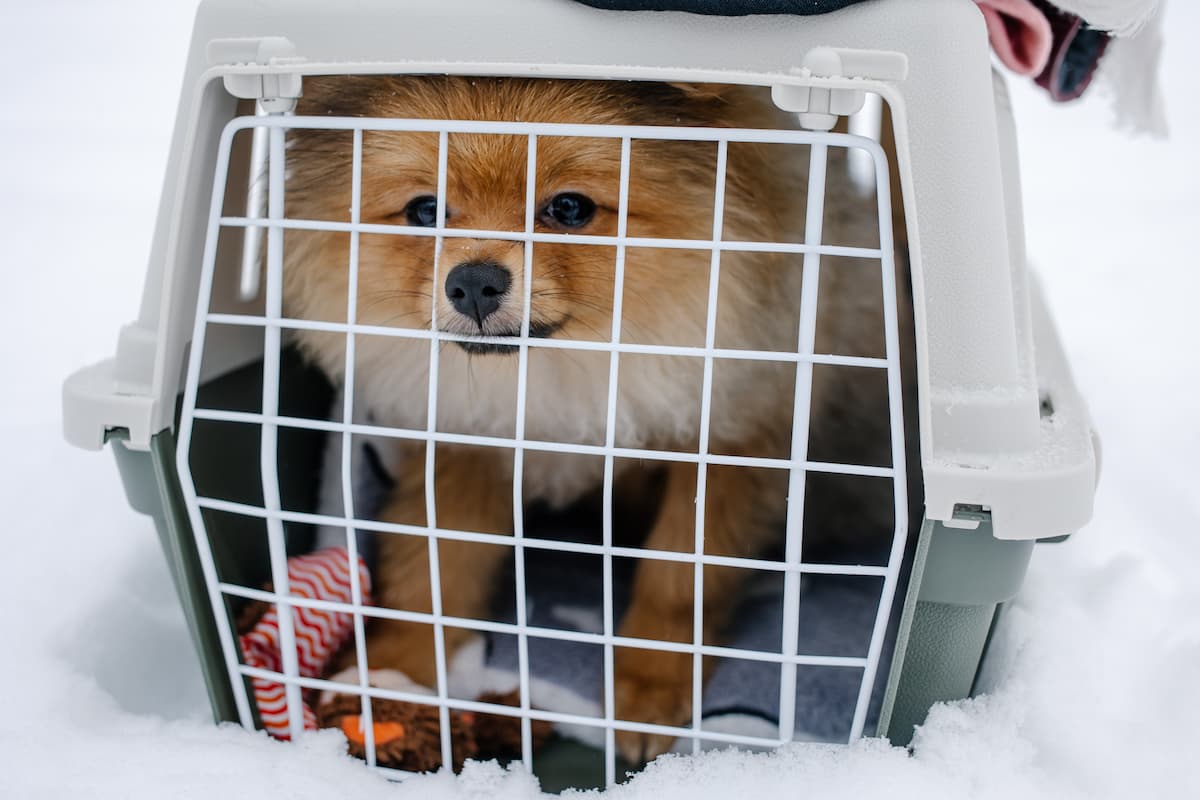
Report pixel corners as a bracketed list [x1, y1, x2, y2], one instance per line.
[176, 107, 909, 785]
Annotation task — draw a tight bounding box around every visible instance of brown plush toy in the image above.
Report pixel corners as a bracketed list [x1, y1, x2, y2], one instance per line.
[317, 689, 554, 772]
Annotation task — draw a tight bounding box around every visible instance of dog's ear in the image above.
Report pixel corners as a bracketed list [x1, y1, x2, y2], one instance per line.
[665, 82, 734, 102]
[660, 81, 780, 128]
[613, 81, 744, 125]
[296, 75, 386, 117]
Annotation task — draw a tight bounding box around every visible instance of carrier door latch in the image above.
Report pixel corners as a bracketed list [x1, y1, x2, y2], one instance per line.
[208, 37, 304, 113]
[772, 47, 908, 131]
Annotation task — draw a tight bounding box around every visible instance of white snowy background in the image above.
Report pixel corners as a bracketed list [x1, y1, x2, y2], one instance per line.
[1, 1, 1197, 797]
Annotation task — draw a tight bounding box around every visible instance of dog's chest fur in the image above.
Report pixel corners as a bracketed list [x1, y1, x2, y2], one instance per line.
[350, 334, 794, 507]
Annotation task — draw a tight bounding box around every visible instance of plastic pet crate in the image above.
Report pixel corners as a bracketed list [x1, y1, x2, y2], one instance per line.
[62, 0, 1098, 789]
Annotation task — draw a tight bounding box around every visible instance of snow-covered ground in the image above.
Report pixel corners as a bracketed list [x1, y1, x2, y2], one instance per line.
[1, 1, 1197, 797]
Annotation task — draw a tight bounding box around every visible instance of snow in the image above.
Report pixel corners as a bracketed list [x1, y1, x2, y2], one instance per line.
[1, 1, 1198, 797]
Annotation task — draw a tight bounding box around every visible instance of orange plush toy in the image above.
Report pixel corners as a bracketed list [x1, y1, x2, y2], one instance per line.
[317, 688, 552, 772]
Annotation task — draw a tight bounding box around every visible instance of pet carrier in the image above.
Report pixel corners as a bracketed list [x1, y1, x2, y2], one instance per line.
[63, 0, 1098, 789]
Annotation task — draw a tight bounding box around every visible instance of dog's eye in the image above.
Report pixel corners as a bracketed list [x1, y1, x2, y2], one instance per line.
[403, 195, 438, 227]
[543, 193, 596, 229]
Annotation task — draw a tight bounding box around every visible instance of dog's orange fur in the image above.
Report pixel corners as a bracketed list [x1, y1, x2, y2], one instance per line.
[284, 76, 882, 763]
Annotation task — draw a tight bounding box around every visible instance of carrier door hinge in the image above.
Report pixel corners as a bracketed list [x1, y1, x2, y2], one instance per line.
[773, 47, 908, 131]
[208, 37, 304, 113]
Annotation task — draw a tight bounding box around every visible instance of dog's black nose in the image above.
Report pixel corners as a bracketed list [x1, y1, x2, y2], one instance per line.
[445, 261, 511, 325]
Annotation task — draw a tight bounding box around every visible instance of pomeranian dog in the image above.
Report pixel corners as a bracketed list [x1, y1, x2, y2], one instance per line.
[283, 75, 888, 762]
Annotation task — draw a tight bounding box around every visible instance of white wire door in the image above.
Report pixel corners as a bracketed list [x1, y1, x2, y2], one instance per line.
[176, 108, 910, 786]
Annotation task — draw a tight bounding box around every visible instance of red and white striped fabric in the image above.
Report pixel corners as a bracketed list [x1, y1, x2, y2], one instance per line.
[238, 546, 372, 739]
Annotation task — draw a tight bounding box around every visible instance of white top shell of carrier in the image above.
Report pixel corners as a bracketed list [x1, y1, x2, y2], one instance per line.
[62, 0, 1099, 542]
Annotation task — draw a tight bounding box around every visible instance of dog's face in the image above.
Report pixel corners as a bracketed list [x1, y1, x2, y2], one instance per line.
[353, 126, 628, 353]
[283, 77, 791, 371]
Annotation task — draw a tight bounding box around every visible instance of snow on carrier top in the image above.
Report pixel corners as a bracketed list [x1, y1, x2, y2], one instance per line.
[61, 0, 1099, 788]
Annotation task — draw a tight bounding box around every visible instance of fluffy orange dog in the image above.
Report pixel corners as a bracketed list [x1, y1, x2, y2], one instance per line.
[284, 76, 882, 762]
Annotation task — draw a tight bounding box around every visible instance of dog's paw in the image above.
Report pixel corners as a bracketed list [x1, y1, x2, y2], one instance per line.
[613, 648, 694, 764]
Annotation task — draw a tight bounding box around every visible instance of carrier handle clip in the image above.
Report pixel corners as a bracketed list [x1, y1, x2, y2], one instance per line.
[773, 47, 907, 131]
[208, 37, 305, 113]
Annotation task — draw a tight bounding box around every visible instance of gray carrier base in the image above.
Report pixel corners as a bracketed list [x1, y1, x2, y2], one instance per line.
[110, 355, 1040, 786]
